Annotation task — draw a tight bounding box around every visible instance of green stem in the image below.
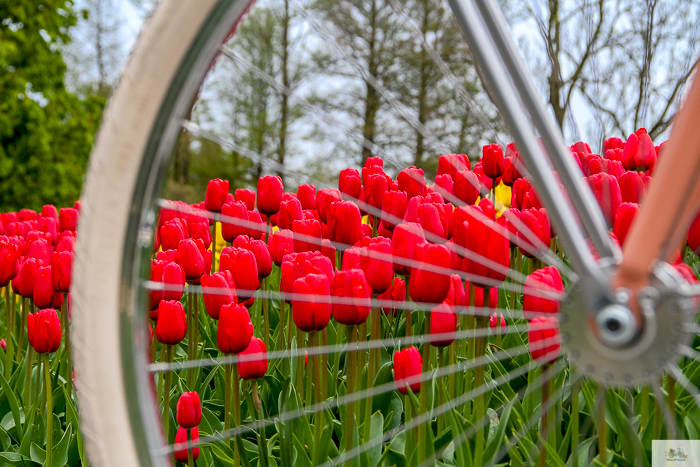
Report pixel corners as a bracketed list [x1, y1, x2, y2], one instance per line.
[598, 386, 607, 465]
[4, 288, 13, 380]
[253, 381, 268, 467]
[404, 275, 411, 338]
[363, 306, 379, 443]
[668, 375, 676, 419]
[61, 301, 72, 386]
[277, 301, 286, 353]
[448, 342, 455, 402]
[187, 428, 195, 467]
[355, 320, 366, 425]
[344, 325, 357, 467]
[44, 354, 53, 467]
[224, 363, 232, 448]
[311, 332, 325, 466]
[464, 283, 475, 420]
[295, 327, 305, 401]
[16, 296, 27, 361]
[24, 346, 33, 411]
[539, 363, 550, 467]
[158, 344, 166, 404]
[162, 345, 174, 443]
[262, 277, 270, 349]
[187, 293, 194, 388]
[417, 311, 432, 465]
[233, 363, 241, 467]
[404, 393, 413, 458]
[641, 386, 650, 431]
[473, 288, 490, 467]
[211, 221, 217, 274]
[321, 327, 328, 402]
[437, 346, 444, 434]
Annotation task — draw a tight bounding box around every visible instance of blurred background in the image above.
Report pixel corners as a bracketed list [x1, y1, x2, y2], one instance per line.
[1, 0, 698, 210]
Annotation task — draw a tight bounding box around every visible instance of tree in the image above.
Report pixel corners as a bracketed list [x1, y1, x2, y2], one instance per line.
[0, 0, 104, 211]
[64, 0, 124, 98]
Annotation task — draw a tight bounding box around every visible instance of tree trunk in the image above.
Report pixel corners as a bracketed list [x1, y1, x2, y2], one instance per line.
[278, 0, 290, 182]
[361, 0, 380, 166]
[546, 0, 566, 128]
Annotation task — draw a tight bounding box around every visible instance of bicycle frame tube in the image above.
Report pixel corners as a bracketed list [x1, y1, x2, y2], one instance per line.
[447, 0, 614, 311]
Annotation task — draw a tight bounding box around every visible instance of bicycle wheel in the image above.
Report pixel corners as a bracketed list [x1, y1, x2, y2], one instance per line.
[72, 0, 700, 466]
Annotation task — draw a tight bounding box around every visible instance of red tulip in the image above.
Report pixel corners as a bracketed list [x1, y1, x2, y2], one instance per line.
[55, 235, 76, 254]
[446, 275, 466, 307]
[34, 266, 59, 309]
[37, 217, 58, 245]
[397, 166, 427, 199]
[220, 201, 248, 242]
[156, 300, 187, 345]
[688, 211, 700, 255]
[14, 258, 42, 298]
[204, 179, 229, 212]
[297, 184, 317, 210]
[19, 209, 37, 222]
[517, 208, 551, 258]
[217, 303, 254, 354]
[201, 272, 236, 320]
[434, 174, 454, 199]
[362, 157, 385, 186]
[321, 239, 336, 268]
[622, 128, 656, 171]
[393, 346, 422, 394]
[528, 316, 560, 363]
[156, 249, 178, 263]
[586, 172, 621, 226]
[619, 171, 646, 204]
[293, 273, 332, 332]
[160, 219, 188, 251]
[379, 276, 405, 314]
[257, 176, 284, 215]
[1, 212, 17, 228]
[316, 188, 342, 224]
[453, 170, 480, 205]
[604, 137, 624, 152]
[50, 251, 73, 293]
[438, 153, 470, 178]
[409, 243, 451, 304]
[292, 218, 322, 253]
[277, 197, 303, 230]
[456, 207, 510, 286]
[339, 168, 362, 200]
[327, 201, 362, 247]
[415, 201, 450, 242]
[523, 266, 564, 319]
[28, 309, 61, 353]
[25, 236, 51, 265]
[232, 188, 254, 211]
[510, 178, 532, 211]
[0, 239, 19, 287]
[331, 269, 371, 325]
[613, 202, 639, 246]
[270, 229, 295, 266]
[392, 222, 426, 276]
[490, 312, 506, 333]
[220, 247, 260, 305]
[356, 237, 393, 294]
[176, 239, 206, 281]
[59, 208, 79, 232]
[364, 173, 388, 211]
[174, 427, 200, 463]
[482, 144, 505, 179]
[430, 300, 457, 347]
[238, 336, 268, 380]
[501, 156, 523, 186]
[380, 190, 408, 232]
[473, 285, 498, 308]
[176, 392, 202, 429]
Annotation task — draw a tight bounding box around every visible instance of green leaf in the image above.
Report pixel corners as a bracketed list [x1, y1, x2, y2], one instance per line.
[292, 435, 311, 467]
[52, 423, 72, 467]
[0, 368, 23, 440]
[483, 397, 516, 464]
[19, 424, 33, 458]
[0, 451, 31, 465]
[29, 443, 45, 465]
[366, 412, 384, 467]
[445, 405, 471, 467]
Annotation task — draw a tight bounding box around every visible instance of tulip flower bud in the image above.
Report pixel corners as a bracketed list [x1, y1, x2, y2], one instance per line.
[232, 236, 272, 278]
[473, 285, 497, 308]
[188, 219, 211, 249]
[528, 316, 561, 363]
[160, 219, 188, 251]
[257, 175, 284, 215]
[205, 178, 229, 212]
[220, 247, 260, 305]
[430, 300, 457, 347]
[297, 184, 317, 210]
[438, 153, 470, 178]
[235, 188, 256, 211]
[156, 300, 187, 345]
[51, 251, 73, 293]
[409, 243, 451, 304]
[34, 266, 60, 309]
[217, 303, 254, 354]
[316, 188, 342, 224]
[453, 170, 480, 205]
[321, 239, 336, 269]
[173, 427, 200, 463]
[688, 211, 700, 255]
[14, 257, 42, 298]
[613, 202, 640, 246]
[379, 276, 405, 314]
[523, 266, 564, 319]
[517, 208, 551, 259]
[339, 168, 362, 200]
[269, 229, 295, 266]
[55, 235, 76, 254]
[176, 392, 202, 429]
[511, 178, 532, 210]
[365, 173, 389, 210]
[19, 209, 37, 222]
[586, 173, 622, 226]
[0, 339, 5, 351]
[59, 208, 79, 232]
[622, 128, 656, 171]
[380, 190, 408, 232]
[176, 238, 206, 282]
[482, 144, 505, 179]
[362, 157, 385, 186]
[25, 236, 51, 265]
[392, 222, 426, 276]
[619, 171, 646, 204]
[397, 166, 427, 199]
[0, 239, 19, 287]
[278, 197, 304, 230]
[456, 207, 510, 286]
[354, 237, 393, 294]
[28, 308, 61, 353]
[238, 336, 268, 381]
[434, 174, 454, 199]
[220, 201, 248, 243]
[327, 201, 362, 247]
[331, 269, 371, 325]
[292, 218, 322, 253]
[393, 346, 422, 394]
[1, 212, 18, 228]
[490, 312, 506, 334]
[201, 272, 236, 319]
[603, 137, 624, 152]
[293, 273, 332, 332]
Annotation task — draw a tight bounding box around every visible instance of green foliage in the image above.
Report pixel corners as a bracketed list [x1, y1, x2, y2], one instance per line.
[0, 0, 104, 211]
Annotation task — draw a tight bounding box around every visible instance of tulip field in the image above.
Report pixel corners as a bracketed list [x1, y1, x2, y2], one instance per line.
[3, 127, 700, 466]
